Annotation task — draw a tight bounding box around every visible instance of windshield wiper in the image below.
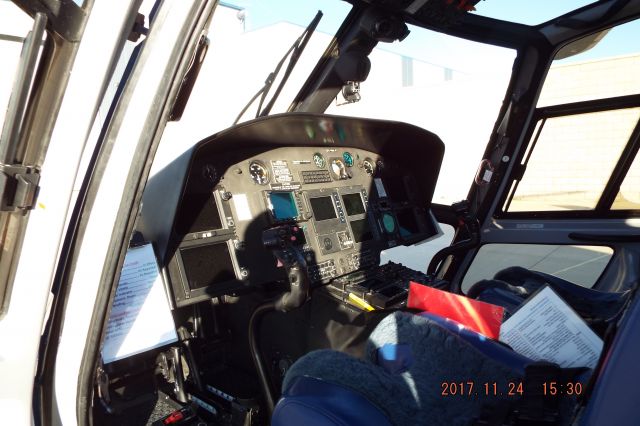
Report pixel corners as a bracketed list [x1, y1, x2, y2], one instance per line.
[233, 10, 323, 125]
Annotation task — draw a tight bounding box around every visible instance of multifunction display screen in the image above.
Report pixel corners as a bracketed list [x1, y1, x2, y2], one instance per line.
[342, 193, 365, 216]
[309, 196, 337, 221]
[176, 192, 223, 235]
[270, 192, 298, 220]
[181, 242, 236, 290]
[350, 218, 373, 243]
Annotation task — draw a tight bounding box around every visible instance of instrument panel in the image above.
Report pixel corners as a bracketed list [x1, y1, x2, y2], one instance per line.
[147, 113, 445, 307]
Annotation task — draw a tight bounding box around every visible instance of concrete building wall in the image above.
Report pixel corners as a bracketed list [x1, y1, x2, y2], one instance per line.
[510, 54, 640, 210]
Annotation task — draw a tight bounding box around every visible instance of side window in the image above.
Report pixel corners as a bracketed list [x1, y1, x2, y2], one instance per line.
[537, 19, 640, 107]
[501, 18, 640, 215]
[613, 147, 640, 210]
[463, 19, 636, 292]
[505, 108, 640, 212]
[462, 244, 613, 291]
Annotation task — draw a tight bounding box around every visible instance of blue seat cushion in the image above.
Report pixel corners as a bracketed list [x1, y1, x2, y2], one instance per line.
[279, 312, 524, 426]
[414, 312, 532, 374]
[272, 375, 392, 426]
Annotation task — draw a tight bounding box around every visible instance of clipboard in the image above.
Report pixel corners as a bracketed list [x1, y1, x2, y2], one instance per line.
[101, 243, 178, 364]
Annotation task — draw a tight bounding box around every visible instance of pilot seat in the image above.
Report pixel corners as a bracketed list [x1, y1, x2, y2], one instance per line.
[272, 310, 587, 426]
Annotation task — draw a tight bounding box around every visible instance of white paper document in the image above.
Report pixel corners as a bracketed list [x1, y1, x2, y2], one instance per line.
[500, 286, 603, 369]
[102, 244, 178, 364]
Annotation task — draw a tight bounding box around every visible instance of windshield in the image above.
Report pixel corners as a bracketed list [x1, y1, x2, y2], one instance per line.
[155, 1, 351, 173]
[326, 24, 516, 205]
[177, 1, 350, 129]
[473, 0, 597, 25]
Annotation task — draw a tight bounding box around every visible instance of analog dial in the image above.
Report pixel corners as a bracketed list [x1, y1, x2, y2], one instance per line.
[330, 158, 348, 180]
[362, 158, 375, 176]
[248, 160, 269, 185]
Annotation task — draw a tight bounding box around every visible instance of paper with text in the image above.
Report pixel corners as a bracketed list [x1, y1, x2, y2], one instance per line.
[101, 244, 178, 363]
[500, 286, 603, 369]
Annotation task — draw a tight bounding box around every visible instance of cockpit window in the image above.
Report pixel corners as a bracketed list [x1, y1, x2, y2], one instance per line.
[502, 17, 640, 215]
[613, 152, 640, 210]
[325, 23, 516, 205]
[173, 1, 351, 132]
[472, 0, 597, 25]
[506, 108, 640, 212]
[537, 19, 640, 107]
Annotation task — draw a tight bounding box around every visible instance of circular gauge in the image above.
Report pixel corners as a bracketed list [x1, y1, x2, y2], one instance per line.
[362, 158, 375, 176]
[330, 158, 348, 180]
[342, 152, 354, 167]
[313, 152, 325, 168]
[248, 160, 269, 185]
[382, 213, 396, 234]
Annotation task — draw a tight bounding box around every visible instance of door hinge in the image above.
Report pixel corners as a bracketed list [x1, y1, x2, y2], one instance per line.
[0, 164, 40, 211]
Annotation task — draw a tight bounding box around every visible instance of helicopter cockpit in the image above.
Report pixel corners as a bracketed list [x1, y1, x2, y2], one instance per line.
[84, 1, 640, 425]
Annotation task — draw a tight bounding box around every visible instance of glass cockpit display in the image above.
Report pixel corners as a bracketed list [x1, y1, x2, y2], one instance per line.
[269, 192, 298, 220]
[162, 129, 443, 306]
[309, 196, 337, 221]
[342, 193, 365, 216]
[349, 218, 373, 243]
[182, 242, 236, 290]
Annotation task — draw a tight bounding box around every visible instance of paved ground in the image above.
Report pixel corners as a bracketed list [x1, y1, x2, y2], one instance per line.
[380, 225, 611, 292]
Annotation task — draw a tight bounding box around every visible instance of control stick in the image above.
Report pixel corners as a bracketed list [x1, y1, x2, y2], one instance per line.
[262, 224, 310, 312]
[249, 223, 311, 415]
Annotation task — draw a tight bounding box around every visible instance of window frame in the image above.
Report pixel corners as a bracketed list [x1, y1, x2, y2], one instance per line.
[496, 93, 640, 220]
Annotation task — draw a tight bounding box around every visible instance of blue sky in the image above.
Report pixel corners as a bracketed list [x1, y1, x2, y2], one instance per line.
[226, 0, 598, 29]
[223, 0, 639, 64]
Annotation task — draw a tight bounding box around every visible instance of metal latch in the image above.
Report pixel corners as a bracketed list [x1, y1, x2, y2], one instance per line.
[0, 164, 40, 211]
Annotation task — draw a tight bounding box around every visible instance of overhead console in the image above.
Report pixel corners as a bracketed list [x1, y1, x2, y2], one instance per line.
[143, 113, 444, 308]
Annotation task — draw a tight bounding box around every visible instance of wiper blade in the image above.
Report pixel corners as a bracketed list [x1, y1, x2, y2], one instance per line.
[233, 10, 323, 125]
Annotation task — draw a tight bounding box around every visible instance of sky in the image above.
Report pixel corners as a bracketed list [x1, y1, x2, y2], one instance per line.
[222, 0, 640, 64]
[226, 0, 602, 29]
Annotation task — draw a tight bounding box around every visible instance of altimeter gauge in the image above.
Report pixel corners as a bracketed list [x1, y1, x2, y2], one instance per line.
[249, 160, 269, 185]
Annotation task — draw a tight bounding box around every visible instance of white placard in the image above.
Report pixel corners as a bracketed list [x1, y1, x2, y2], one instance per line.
[500, 286, 603, 369]
[233, 193, 253, 221]
[101, 244, 178, 363]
